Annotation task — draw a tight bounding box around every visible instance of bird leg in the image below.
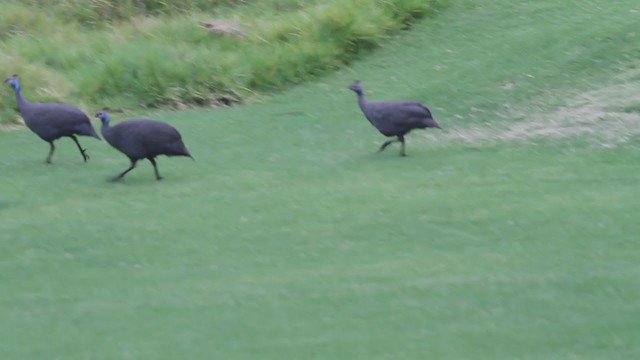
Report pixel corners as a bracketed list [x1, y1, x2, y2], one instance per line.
[378, 139, 397, 152]
[112, 160, 137, 182]
[398, 135, 407, 157]
[148, 157, 163, 181]
[45, 142, 55, 164]
[69, 135, 90, 162]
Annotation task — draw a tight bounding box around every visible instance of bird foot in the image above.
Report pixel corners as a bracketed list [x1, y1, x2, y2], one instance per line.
[156, 176, 164, 181]
[400, 153, 408, 157]
[81, 149, 90, 162]
[379, 140, 395, 152]
[110, 176, 124, 182]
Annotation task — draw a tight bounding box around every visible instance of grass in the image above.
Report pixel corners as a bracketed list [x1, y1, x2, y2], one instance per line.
[0, 0, 446, 124]
[1, 0, 640, 358]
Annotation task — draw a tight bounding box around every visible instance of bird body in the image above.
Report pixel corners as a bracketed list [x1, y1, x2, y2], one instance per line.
[102, 119, 191, 160]
[350, 81, 440, 156]
[4, 74, 100, 163]
[19, 101, 100, 142]
[96, 109, 192, 181]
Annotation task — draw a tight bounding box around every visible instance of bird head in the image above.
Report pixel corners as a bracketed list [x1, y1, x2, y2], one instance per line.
[4, 74, 20, 91]
[95, 108, 111, 124]
[348, 80, 363, 95]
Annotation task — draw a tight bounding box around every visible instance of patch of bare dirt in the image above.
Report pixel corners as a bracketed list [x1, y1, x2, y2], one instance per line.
[0, 118, 24, 131]
[200, 20, 245, 37]
[432, 69, 640, 147]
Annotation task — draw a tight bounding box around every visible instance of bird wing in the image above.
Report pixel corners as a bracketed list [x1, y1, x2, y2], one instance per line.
[29, 102, 91, 126]
[22, 102, 94, 139]
[367, 101, 433, 127]
[113, 119, 182, 147]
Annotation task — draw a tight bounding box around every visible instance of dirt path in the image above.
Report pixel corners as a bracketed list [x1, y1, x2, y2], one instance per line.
[429, 69, 640, 147]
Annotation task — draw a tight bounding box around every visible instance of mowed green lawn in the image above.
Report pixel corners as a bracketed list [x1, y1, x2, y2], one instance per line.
[1, 0, 640, 358]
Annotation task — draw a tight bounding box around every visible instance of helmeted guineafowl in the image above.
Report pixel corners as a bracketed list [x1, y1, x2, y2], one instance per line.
[349, 80, 441, 156]
[4, 74, 100, 164]
[95, 109, 193, 181]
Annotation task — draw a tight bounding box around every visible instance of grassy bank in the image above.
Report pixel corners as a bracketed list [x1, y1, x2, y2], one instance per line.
[1, 0, 639, 358]
[0, 0, 446, 124]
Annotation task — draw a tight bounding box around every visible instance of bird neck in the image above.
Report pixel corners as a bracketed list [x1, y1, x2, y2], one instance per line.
[100, 122, 113, 142]
[357, 92, 368, 110]
[14, 87, 28, 112]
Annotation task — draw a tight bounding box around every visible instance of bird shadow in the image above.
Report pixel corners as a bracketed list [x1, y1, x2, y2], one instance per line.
[103, 171, 191, 185]
[104, 177, 163, 185]
[333, 148, 425, 172]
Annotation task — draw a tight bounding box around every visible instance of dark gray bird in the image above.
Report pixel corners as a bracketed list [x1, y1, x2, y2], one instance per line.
[95, 109, 193, 181]
[4, 74, 100, 163]
[349, 80, 441, 156]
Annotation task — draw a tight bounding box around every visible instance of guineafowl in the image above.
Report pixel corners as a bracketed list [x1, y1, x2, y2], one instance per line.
[95, 109, 193, 181]
[349, 81, 441, 156]
[4, 74, 100, 164]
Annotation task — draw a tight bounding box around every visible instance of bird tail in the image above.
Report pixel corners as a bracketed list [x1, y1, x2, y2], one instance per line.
[427, 118, 442, 129]
[183, 146, 195, 161]
[80, 123, 102, 140]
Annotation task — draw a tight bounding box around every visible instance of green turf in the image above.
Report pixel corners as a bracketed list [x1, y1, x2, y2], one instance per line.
[1, 0, 640, 358]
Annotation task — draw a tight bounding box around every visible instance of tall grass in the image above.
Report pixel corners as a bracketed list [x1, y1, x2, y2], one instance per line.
[0, 0, 448, 124]
[20, 0, 241, 25]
